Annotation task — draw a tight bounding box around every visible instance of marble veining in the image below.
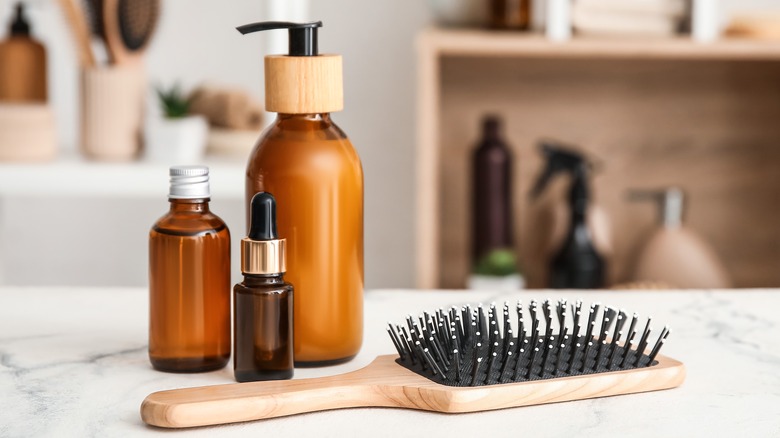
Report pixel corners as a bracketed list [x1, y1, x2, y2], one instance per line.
[1, 288, 779, 437]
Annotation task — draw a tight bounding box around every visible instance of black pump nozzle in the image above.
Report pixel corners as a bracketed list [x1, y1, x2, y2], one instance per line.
[248, 192, 279, 241]
[531, 141, 590, 199]
[237, 21, 322, 56]
[10, 3, 30, 36]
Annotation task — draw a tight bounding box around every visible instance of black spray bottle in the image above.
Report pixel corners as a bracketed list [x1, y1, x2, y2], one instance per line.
[234, 192, 294, 382]
[531, 142, 605, 289]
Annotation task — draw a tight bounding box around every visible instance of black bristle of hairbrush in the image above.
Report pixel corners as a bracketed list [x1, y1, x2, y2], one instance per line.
[499, 342, 514, 382]
[580, 341, 593, 372]
[390, 300, 671, 387]
[620, 331, 636, 368]
[478, 305, 488, 340]
[516, 301, 524, 339]
[609, 311, 625, 351]
[399, 327, 416, 365]
[567, 342, 581, 374]
[387, 325, 405, 360]
[429, 330, 449, 367]
[597, 308, 610, 345]
[530, 301, 540, 340]
[556, 299, 567, 339]
[634, 318, 653, 367]
[608, 330, 623, 369]
[648, 327, 670, 363]
[584, 305, 597, 341]
[501, 304, 512, 352]
[428, 336, 449, 371]
[453, 347, 462, 382]
[423, 348, 446, 378]
[471, 343, 483, 385]
[526, 347, 539, 380]
[556, 328, 569, 373]
[595, 339, 607, 369]
[572, 300, 582, 340]
[461, 307, 470, 340]
[528, 324, 540, 355]
[512, 346, 525, 381]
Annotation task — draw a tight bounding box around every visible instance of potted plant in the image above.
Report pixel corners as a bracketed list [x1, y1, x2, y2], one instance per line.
[144, 84, 208, 163]
[467, 248, 525, 291]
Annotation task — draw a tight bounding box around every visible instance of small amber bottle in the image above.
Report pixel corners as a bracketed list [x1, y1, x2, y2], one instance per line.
[234, 192, 294, 382]
[0, 3, 47, 102]
[489, 0, 531, 31]
[148, 166, 231, 372]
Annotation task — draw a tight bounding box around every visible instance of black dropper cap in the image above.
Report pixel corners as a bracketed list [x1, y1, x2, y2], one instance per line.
[10, 3, 30, 36]
[236, 21, 322, 56]
[248, 192, 278, 241]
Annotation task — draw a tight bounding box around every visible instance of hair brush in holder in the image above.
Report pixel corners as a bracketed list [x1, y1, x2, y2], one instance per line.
[141, 299, 685, 428]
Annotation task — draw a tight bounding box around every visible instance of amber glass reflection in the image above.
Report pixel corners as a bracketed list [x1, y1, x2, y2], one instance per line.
[149, 198, 231, 372]
[246, 113, 363, 365]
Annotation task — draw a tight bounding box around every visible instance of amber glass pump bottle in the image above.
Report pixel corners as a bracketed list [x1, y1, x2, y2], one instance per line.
[238, 21, 363, 365]
[234, 192, 294, 382]
[0, 3, 47, 102]
[148, 166, 231, 372]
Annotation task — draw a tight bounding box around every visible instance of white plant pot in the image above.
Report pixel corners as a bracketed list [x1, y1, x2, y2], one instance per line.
[467, 274, 525, 292]
[144, 115, 208, 164]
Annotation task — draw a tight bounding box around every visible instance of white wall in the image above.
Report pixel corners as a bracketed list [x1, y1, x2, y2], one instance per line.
[1, 0, 776, 288]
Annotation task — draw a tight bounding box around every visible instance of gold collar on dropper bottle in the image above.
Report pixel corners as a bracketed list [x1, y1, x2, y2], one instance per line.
[242, 192, 286, 275]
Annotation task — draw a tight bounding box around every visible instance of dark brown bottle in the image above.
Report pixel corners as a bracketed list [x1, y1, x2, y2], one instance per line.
[234, 192, 294, 382]
[490, 0, 531, 30]
[148, 166, 231, 372]
[472, 115, 514, 267]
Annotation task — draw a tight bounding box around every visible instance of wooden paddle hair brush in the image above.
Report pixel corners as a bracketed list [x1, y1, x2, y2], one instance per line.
[141, 299, 685, 428]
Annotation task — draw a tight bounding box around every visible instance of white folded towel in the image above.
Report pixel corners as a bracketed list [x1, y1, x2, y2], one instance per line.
[575, 0, 686, 18]
[573, 6, 681, 36]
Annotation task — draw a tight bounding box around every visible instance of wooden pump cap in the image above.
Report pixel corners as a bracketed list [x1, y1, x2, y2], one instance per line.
[264, 54, 343, 114]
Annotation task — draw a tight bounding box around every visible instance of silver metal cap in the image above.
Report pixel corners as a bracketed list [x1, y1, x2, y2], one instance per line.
[169, 165, 210, 199]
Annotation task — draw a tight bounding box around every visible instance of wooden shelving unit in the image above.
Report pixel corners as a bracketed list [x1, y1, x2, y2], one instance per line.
[416, 28, 780, 289]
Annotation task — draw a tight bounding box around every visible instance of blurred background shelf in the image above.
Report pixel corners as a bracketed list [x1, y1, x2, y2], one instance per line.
[421, 28, 780, 60]
[416, 29, 780, 290]
[0, 153, 245, 199]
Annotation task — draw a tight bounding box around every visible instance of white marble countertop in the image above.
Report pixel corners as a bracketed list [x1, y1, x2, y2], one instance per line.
[1, 287, 779, 437]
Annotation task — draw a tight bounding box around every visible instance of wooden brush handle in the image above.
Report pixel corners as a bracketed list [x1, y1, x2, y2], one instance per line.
[141, 358, 406, 428]
[141, 354, 686, 428]
[57, 0, 96, 68]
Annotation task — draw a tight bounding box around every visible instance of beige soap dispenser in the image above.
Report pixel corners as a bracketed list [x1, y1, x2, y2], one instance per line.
[629, 187, 731, 289]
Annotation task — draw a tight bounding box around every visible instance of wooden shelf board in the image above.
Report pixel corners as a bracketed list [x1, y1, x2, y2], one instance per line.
[420, 28, 780, 61]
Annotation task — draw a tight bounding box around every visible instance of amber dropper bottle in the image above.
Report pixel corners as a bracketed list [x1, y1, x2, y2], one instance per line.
[234, 192, 294, 382]
[148, 166, 231, 372]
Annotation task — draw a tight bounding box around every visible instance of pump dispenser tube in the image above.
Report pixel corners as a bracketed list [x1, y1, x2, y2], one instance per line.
[239, 21, 363, 365]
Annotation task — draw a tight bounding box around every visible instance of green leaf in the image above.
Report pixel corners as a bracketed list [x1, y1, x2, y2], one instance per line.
[155, 83, 191, 118]
[473, 248, 520, 277]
